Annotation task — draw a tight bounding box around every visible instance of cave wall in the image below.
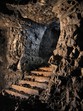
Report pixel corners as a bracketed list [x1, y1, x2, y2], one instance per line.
[0, 1, 59, 89]
[40, 1, 83, 109]
[7, 20, 47, 71]
[0, 0, 82, 94]
[49, 0, 83, 76]
[0, 1, 83, 110]
[7, 19, 59, 72]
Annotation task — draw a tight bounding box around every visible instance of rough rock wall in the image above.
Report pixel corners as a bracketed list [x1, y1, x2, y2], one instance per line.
[39, 1, 83, 110]
[0, 1, 83, 110]
[0, 4, 59, 89]
[7, 18, 59, 73]
[6, 0, 55, 24]
[7, 19, 47, 71]
[0, 16, 23, 89]
[49, 0, 83, 77]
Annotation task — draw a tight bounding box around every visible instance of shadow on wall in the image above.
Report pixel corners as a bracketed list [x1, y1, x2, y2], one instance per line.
[14, 18, 60, 73]
[0, 6, 60, 72]
[39, 20, 60, 62]
[17, 19, 60, 72]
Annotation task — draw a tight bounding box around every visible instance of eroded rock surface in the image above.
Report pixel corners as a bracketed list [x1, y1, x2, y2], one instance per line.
[0, 1, 59, 89]
[49, 0, 83, 77]
[0, 0, 83, 111]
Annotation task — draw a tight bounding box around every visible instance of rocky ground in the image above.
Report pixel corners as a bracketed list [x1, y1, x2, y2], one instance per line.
[0, 0, 83, 111]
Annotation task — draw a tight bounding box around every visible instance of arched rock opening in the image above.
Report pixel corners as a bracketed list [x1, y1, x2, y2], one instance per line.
[8, 18, 60, 72]
[0, 2, 60, 89]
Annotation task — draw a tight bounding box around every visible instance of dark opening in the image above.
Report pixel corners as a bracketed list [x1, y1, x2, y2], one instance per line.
[79, 56, 83, 67]
[0, 2, 60, 110]
[75, 18, 83, 51]
[71, 68, 81, 77]
[15, 18, 60, 72]
[39, 21, 60, 62]
[33, 0, 37, 3]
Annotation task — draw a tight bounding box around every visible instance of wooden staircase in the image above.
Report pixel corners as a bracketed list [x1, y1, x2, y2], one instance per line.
[4, 66, 54, 99]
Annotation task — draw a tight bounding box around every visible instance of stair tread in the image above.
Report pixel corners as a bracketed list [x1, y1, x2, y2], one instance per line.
[31, 71, 53, 77]
[39, 67, 53, 72]
[24, 75, 50, 83]
[5, 89, 29, 99]
[11, 85, 39, 95]
[4, 66, 54, 99]
[18, 80, 47, 89]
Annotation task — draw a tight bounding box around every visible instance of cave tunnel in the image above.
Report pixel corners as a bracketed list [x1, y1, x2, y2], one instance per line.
[0, 0, 61, 110]
[0, 0, 83, 111]
[0, 11, 60, 111]
[0, 0, 60, 70]
[16, 19, 60, 72]
[0, 22, 60, 111]
[0, 0, 60, 74]
[39, 21, 60, 61]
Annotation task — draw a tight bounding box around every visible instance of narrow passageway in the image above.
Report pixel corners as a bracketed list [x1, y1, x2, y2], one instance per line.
[0, 13, 60, 100]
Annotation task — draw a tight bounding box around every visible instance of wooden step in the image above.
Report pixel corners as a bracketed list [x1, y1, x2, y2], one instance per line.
[11, 85, 39, 95]
[5, 90, 29, 99]
[24, 75, 50, 83]
[18, 80, 47, 89]
[39, 67, 53, 72]
[31, 71, 53, 77]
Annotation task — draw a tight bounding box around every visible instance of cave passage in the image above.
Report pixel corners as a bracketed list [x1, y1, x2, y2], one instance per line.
[0, 0, 60, 71]
[16, 19, 60, 72]
[39, 21, 60, 61]
[0, 0, 60, 72]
